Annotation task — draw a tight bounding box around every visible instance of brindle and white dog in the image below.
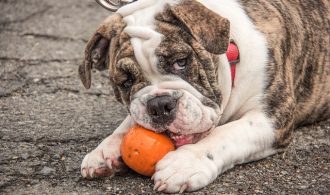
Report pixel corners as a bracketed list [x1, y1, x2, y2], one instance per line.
[79, 0, 330, 193]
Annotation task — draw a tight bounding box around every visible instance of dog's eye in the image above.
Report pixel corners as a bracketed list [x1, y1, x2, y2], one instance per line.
[121, 74, 134, 89]
[173, 58, 187, 71]
[122, 79, 133, 89]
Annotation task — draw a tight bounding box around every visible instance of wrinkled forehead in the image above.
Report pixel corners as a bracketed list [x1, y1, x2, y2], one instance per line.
[117, 0, 177, 82]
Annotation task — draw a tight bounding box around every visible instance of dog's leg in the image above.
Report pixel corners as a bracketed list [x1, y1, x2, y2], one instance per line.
[81, 115, 134, 178]
[152, 110, 277, 193]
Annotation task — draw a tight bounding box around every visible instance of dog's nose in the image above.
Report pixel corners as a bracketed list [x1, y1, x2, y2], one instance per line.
[146, 95, 177, 124]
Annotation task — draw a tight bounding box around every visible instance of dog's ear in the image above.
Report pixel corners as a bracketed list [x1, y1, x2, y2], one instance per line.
[167, 0, 230, 54]
[79, 14, 126, 89]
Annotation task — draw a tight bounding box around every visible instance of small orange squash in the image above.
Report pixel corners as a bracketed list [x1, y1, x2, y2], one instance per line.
[120, 125, 175, 176]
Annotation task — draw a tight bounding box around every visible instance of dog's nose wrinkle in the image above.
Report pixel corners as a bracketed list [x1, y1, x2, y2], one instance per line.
[146, 95, 176, 124]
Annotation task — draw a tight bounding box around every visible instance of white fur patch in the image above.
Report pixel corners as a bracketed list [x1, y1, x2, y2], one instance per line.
[197, 0, 269, 123]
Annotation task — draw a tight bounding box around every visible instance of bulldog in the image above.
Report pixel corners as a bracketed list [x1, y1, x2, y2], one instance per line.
[79, 0, 330, 193]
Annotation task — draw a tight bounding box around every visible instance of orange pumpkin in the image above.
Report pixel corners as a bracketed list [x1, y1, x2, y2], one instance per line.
[120, 125, 175, 176]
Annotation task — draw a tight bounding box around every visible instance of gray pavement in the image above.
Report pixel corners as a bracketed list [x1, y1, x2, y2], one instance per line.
[0, 0, 329, 194]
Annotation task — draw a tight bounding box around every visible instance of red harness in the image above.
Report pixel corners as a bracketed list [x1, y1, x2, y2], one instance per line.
[226, 42, 239, 87]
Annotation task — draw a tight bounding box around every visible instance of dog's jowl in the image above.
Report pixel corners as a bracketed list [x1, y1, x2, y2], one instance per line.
[79, 0, 330, 193]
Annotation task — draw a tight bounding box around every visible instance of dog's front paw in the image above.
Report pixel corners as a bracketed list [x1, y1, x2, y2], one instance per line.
[152, 146, 218, 193]
[81, 135, 125, 178]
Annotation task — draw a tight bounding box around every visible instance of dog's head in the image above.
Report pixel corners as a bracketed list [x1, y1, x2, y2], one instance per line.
[79, 0, 230, 147]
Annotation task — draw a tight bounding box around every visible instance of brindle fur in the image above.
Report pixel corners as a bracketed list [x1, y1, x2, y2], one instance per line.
[240, 0, 330, 147]
[154, 1, 231, 106]
[79, 13, 149, 106]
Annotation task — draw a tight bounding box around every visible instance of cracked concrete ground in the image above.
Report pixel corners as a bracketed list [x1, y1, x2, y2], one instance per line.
[0, 0, 329, 194]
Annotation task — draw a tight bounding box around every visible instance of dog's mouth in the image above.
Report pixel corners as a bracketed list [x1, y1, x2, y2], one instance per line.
[166, 130, 210, 148]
